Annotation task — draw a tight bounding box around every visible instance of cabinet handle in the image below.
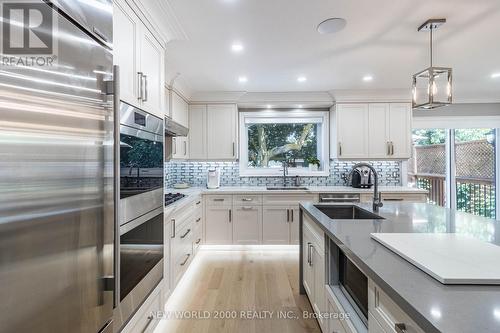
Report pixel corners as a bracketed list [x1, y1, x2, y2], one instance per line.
[338, 142, 342, 156]
[171, 219, 175, 238]
[141, 314, 154, 333]
[180, 254, 190, 266]
[387, 141, 391, 155]
[395, 323, 407, 333]
[383, 198, 404, 201]
[310, 244, 314, 266]
[291, 209, 294, 222]
[196, 201, 201, 205]
[173, 138, 177, 155]
[232, 142, 235, 157]
[142, 74, 148, 102]
[137, 72, 143, 101]
[195, 238, 201, 245]
[184, 140, 187, 156]
[307, 242, 311, 265]
[391, 141, 395, 155]
[229, 209, 232, 222]
[242, 198, 253, 202]
[241, 206, 253, 210]
[287, 209, 290, 222]
[196, 217, 201, 223]
[180, 228, 191, 239]
[213, 198, 225, 202]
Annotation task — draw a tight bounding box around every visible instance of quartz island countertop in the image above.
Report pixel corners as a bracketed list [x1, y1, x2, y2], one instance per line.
[300, 202, 500, 333]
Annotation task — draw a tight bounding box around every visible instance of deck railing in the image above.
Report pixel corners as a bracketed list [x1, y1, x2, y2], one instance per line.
[410, 174, 495, 219]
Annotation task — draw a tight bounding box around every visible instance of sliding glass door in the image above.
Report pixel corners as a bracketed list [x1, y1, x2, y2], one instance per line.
[453, 129, 496, 218]
[409, 127, 497, 218]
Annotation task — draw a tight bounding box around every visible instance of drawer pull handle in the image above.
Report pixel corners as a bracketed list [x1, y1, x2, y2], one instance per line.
[171, 219, 175, 238]
[196, 201, 201, 205]
[242, 198, 253, 201]
[141, 314, 154, 333]
[196, 218, 201, 223]
[180, 229, 191, 239]
[384, 198, 404, 201]
[395, 323, 407, 333]
[241, 206, 253, 210]
[195, 238, 201, 244]
[180, 254, 190, 266]
[213, 198, 225, 202]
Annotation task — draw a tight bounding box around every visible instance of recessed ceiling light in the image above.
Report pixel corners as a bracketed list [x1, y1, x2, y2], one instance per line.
[363, 75, 374, 82]
[231, 43, 244, 53]
[238, 76, 248, 83]
[297, 76, 307, 83]
[491, 72, 500, 79]
[317, 18, 347, 34]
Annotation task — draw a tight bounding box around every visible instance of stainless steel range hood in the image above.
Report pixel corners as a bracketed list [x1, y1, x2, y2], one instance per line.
[164, 117, 189, 136]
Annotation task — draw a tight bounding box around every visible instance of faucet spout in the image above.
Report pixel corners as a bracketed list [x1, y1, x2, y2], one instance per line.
[349, 163, 383, 212]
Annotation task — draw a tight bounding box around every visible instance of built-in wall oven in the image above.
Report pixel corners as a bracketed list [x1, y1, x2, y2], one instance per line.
[115, 102, 164, 330]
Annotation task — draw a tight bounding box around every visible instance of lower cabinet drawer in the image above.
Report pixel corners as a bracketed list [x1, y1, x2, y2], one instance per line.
[368, 312, 386, 333]
[325, 287, 358, 333]
[368, 280, 424, 333]
[129, 287, 162, 333]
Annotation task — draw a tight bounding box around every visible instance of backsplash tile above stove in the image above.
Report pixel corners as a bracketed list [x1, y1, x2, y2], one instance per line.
[165, 160, 402, 188]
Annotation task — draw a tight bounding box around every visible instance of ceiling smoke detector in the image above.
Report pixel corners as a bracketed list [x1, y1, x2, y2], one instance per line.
[317, 18, 347, 34]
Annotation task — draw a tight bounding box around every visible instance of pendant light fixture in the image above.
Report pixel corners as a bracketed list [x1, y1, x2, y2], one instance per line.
[412, 18, 452, 109]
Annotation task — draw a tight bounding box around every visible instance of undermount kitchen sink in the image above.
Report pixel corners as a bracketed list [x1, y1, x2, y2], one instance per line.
[266, 186, 309, 190]
[314, 205, 384, 220]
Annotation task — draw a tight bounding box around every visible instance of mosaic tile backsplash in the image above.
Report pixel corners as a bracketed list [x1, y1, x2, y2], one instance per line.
[165, 160, 402, 188]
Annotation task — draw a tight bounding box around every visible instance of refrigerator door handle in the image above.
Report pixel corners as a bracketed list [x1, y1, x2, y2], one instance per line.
[142, 74, 148, 102]
[113, 65, 121, 307]
[137, 72, 143, 101]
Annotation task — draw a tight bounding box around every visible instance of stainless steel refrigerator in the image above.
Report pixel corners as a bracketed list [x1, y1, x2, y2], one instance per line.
[0, 1, 115, 332]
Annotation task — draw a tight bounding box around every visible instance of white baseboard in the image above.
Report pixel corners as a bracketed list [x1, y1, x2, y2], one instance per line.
[199, 244, 300, 251]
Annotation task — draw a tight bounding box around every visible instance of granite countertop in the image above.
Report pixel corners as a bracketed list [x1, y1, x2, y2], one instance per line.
[194, 186, 427, 194]
[300, 202, 500, 333]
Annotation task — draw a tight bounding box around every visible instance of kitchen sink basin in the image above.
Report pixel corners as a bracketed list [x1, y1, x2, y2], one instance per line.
[267, 186, 309, 190]
[314, 205, 384, 220]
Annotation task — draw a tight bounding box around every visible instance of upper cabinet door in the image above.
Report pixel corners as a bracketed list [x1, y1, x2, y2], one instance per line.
[389, 103, 412, 159]
[207, 104, 237, 160]
[336, 104, 369, 158]
[139, 28, 164, 118]
[171, 92, 189, 127]
[189, 105, 207, 159]
[113, 0, 140, 107]
[368, 104, 390, 158]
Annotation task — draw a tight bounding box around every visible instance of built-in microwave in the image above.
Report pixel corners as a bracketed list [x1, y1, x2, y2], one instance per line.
[329, 239, 368, 329]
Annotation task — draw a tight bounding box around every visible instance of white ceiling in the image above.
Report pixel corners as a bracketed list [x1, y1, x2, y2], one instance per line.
[164, 0, 500, 102]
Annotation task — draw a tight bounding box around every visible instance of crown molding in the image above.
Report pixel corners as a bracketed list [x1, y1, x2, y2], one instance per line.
[329, 89, 412, 103]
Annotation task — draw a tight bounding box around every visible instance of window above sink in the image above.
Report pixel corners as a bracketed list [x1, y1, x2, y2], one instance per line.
[239, 110, 330, 177]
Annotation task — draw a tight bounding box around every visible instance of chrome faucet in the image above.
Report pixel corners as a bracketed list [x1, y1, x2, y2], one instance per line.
[349, 162, 383, 212]
[282, 160, 289, 187]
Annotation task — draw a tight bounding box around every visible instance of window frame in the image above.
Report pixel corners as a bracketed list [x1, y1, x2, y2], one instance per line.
[239, 110, 330, 177]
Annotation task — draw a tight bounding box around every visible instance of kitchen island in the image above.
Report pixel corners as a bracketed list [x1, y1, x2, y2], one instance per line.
[299, 202, 500, 333]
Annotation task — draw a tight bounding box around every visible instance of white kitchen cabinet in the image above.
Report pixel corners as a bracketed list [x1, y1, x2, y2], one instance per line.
[188, 104, 207, 159]
[334, 104, 369, 159]
[232, 206, 262, 244]
[262, 206, 290, 244]
[332, 103, 412, 160]
[205, 206, 232, 244]
[113, 0, 140, 107]
[388, 103, 412, 159]
[113, 0, 165, 119]
[312, 245, 326, 330]
[369, 313, 386, 333]
[139, 28, 164, 117]
[207, 104, 238, 160]
[172, 136, 189, 159]
[289, 207, 301, 244]
[368, 103, 390, 159]
[171, 91, 189, 128]
[368, 279, 425, 333]
[302, 228, 314, 297]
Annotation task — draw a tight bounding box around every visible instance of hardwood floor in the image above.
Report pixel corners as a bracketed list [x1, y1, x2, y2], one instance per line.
[155, 249, 321, 333]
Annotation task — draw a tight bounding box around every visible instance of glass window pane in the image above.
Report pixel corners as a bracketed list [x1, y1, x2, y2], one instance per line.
[408, 129, 447, 206]
[246, 122, 321, 170]
[454, 129, 496, 218]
